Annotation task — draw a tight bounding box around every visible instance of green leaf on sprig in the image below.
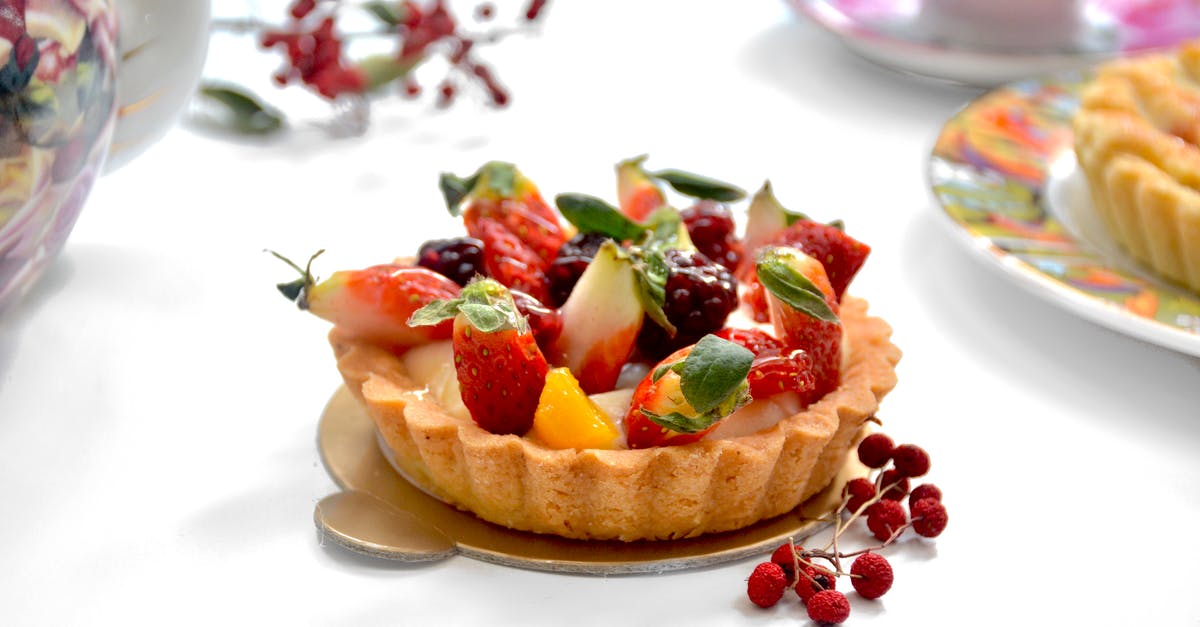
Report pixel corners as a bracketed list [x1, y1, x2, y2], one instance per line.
[407, 278, 524, 333]
[640, 207, 694, 253]
[678, 334, 754, 415]
[439, 172, 481, 216]
[555, 193, 646, 241]
[640, 409, 722, 435]
[362, 1, 406, 26]
[632, 247, 675, 336]
[756, 248, 839, 323]
[197, 84, 285, 135]
[652, 169, 746, 202]
[481, 162, 516, 198]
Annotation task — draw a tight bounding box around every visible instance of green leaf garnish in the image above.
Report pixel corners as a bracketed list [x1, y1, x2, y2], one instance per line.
[439, 172, 481, 216]
[640, 409, 721, 435]
[652, 169, 746, 202]
[555, 193, 645, 241]
[407, 278, 526, 333]
[196, 84, 285, 135]
[678, 335, 754, 415]
[756, 248, 839, 323]
[481, 162, 516, 198]
[640, 207, 694, 253]
[362, 0, 406, 26]
[267, 249, 324, 310]
[632, 248, 675, 336]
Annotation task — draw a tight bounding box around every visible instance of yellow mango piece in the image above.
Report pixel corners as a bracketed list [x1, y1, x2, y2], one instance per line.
[531, 368, 620, 450]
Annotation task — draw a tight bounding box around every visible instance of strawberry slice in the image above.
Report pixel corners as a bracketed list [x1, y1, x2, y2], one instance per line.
[441, 161, 567, 266]
[756, 247, 842, 400]
[272, 250, 460, 349]
[771, 220, 870, 302]
[616, 155, 667, 222]
[471, 216, 551, 304]
[625, 335, 754, 449]
[408, 278, 549, 435]
[714, 327, 818, 404]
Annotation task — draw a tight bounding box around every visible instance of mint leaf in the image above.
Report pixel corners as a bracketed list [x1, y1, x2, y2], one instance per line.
[362, 1, 405, 25]
[555, 193, 645, 241]
[482, 162, 516, 197]
[756, 249, 839, 323]
[439, 172, 480, 216]
[458, 302, 506, 333]
[640, 410, 721, 435]
[678, 334, 754, 415]
[652, 169, 746, 202]
[633, 248, 675, 336]
[407, 298, 463, 327]
[197, 84, 284, 135]
[640, 207, 694, 253]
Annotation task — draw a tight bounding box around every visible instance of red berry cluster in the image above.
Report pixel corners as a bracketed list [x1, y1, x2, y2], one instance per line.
[257, 0, 547, 105]
[743, 429, 948, 624]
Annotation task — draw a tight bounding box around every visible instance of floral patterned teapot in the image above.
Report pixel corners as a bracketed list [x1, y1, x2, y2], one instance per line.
[0, 0, 209, 311]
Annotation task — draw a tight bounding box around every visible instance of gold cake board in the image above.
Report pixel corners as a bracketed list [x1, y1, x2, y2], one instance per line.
[315, 385, 862, 574]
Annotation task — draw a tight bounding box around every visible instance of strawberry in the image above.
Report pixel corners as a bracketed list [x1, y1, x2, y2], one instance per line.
[625, 335, 753, 449]
[714, 327, 818, 404]
[408, 278, 548, 435]
[616, 155, 667, 222]
[471, 216, 551, 304]
[272, 250, 460, 349]
[441, 161, 567, 266]
[756, 246, 842, 399]
[771, 219, 870, 302]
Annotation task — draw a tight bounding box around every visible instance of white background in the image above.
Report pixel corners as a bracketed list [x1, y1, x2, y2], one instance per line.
[2, 1, 1199, 624]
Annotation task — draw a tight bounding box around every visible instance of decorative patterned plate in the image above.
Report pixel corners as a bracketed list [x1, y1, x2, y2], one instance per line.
[788, 0, 1200, 85]
[929, 71, 1200, 358]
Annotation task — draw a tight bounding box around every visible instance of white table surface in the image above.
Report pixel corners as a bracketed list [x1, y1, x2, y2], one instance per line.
[3, 1, 1199, 625]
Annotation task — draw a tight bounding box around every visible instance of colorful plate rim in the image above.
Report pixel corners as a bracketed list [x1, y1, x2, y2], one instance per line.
[928, 70, 1200, 358]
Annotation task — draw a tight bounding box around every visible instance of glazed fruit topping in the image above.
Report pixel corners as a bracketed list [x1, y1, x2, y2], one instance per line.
[636, 248, 739, 360]
[416, 236, 485, 286]
[756, 246, 842, 398]
[681, 200, 743, 273]
[714, 327, 817, 402]
[409, 278, 549, 435]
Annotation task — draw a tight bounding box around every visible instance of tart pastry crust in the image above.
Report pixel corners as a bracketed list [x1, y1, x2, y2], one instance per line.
[1074, 42, 1200, 292]
[331, 297, 900, 542]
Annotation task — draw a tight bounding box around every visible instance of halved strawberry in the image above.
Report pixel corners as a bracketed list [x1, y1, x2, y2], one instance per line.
[471, 216, 551, 305]
[408, 278, 548, 435]
[272, 250, 460, 349]
[714, 327, 817, 404]
[771, 220, 870, 302]
[756, 247, 842, 399]
[616, 155, 667, 222]
[441, 161, 567, 265]
[625, 335, 754, 449]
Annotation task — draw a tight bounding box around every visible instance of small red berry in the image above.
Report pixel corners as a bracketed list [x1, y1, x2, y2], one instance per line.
[475, 2, 495, 19]
[770, 543, 800, 581]
[850, 552, 894, 599]
[909, 483, 943, 508]
[911, 497, 949, 538]
[843, 477, 876, 513]
[807, 590, 851, 624]
[892, 443, 931, 477]
[857, 433, 894, 468]
[866, 499, 907, 541]
[794, 565, 837, 604]
[879, 468, 909, 501]
[747, 562, 788, 608]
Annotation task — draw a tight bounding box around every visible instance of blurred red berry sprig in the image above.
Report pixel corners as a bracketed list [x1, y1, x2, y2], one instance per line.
[197, 0, 548, 136]
[744, 429, 948, 624]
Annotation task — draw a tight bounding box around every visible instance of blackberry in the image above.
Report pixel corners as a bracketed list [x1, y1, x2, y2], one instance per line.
[510, 289, 563, 352]
[681, 201, 743, 273]
[546, 232, 609, 306]
[636, 249, 738, 359]
[416, 237, 485, 286]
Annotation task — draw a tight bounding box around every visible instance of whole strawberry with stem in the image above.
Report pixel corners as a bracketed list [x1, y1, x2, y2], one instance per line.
[441, 161, 568, 266]
[409, 278, 548, 435]
[271, 249, 460, 349]
[756, 246, 842, 399]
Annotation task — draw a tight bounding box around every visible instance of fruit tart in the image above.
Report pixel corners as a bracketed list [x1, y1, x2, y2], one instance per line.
[1073, 40, 1200, 293]
[278, 157, 901, 541]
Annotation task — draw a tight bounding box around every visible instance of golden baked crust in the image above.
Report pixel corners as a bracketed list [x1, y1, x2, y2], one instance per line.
[1074, 42, 1200, 292]
[330, 297, 900, 542]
